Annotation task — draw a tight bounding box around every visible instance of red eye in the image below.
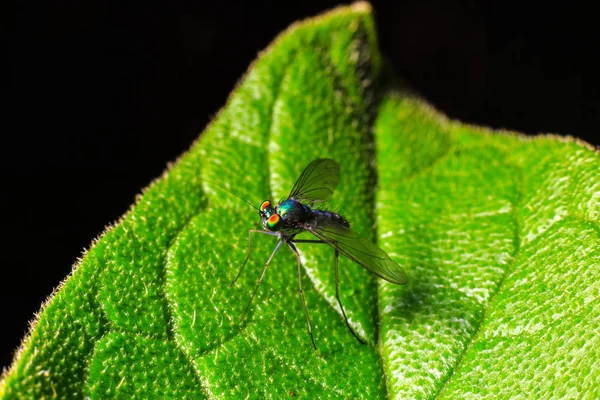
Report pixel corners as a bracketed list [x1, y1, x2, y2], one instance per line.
[260, 201, 270, 211]
[267, 214, 282, 231]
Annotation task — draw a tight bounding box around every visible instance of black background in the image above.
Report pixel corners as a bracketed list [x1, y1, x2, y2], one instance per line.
[3, 1, 598, 370]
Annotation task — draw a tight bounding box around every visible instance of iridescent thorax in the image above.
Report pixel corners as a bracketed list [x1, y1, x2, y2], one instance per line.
[277, 199, 310, 224]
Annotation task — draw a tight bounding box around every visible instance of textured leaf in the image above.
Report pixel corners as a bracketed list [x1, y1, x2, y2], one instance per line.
[1, 2, 599, 399]
[376, 94, 600, 398]
[1, 4, 385, 399]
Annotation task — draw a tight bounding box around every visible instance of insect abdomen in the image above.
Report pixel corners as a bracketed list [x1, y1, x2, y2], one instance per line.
[312, 210, 350, 228]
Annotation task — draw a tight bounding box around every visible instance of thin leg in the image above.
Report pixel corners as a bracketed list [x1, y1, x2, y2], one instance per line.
[230, 229, 277, 287]
[334, 249, 366, 344]
[292, 239, 326, 244]
[287, 241, 318, 352]
[240, 239, 283, 319]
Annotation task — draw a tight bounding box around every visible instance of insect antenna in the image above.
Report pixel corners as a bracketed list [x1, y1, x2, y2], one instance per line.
[202, 178, 260, 211]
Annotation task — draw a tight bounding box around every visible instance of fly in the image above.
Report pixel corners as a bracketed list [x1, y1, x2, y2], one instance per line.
[226, 158, 408, 351]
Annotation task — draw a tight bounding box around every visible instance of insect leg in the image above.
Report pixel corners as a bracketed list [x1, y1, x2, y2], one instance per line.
[292, 239, 326, 244]
[240, 239, 283, 319]
[334, 249, 366, 344]
[230, 229, 278, 287]
[287, 241, 318, 352]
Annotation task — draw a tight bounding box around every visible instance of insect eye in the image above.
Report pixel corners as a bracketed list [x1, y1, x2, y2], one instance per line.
[267, 214, 282, 231]
[260, 200, 271, 212]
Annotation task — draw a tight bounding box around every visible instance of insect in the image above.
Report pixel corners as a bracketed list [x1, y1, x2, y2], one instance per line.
[228, 158, 407, 351]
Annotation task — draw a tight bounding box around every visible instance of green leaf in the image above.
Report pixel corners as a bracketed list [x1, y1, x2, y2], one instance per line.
[376, 94, 600, 398]
[2, 2, 599, 399]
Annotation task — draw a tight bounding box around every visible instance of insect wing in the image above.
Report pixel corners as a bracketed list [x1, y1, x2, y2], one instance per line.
[309, 220, 407, 285]
[288, 158, 340, 203]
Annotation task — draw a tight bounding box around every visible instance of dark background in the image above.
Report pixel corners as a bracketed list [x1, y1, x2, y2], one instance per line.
[3, 0, 598, 369]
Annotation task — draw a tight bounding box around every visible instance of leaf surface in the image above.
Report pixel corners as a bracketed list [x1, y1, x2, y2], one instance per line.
[376, 93, 599, 398]
[1, 3, 599, 399]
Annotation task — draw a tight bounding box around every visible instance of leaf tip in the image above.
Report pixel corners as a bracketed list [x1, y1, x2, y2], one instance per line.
[350, 1, 372, 14]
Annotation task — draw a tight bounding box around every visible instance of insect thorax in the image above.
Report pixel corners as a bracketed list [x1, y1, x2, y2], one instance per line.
[277, 199, 310, 225]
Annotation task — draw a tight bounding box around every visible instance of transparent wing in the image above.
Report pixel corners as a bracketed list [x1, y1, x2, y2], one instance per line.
[308, 220, 408, 285]
[288, 158, 340, 203]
